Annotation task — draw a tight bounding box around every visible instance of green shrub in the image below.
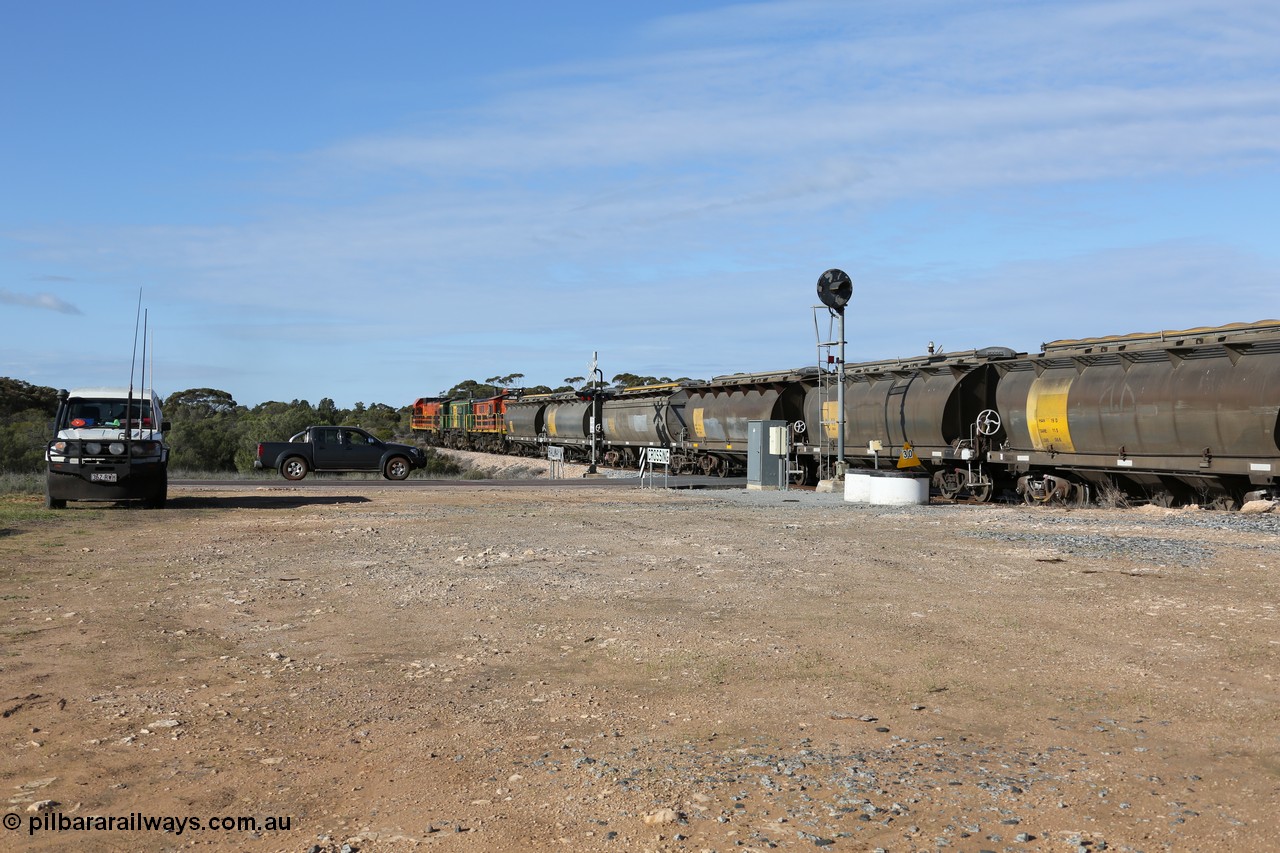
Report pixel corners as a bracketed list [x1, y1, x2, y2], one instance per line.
[0, 471, 42, 495]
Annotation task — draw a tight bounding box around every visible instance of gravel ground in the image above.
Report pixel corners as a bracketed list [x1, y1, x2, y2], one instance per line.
[2, 474, 1277, 852]
[435, 448, 639, 481]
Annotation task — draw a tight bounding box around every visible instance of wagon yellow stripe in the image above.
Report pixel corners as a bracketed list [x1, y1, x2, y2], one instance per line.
[1027, 376, 1075, 452]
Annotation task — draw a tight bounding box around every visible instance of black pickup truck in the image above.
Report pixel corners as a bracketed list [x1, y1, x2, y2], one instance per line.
[254, 426, 428, 480]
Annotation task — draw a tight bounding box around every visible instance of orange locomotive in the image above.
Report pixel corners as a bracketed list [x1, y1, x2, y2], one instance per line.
[411, 392, 509, 453]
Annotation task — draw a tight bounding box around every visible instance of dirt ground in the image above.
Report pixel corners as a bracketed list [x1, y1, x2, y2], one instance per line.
[2, 475, 1277, 853]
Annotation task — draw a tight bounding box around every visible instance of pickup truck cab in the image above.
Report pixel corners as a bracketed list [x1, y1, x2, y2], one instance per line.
[254, 426, 427, 481]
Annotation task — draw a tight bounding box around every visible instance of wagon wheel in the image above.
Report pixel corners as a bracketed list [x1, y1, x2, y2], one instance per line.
[1052, 480, 1079, 506]
[971, 480, 993, 503]
[936, 469, 967, 500]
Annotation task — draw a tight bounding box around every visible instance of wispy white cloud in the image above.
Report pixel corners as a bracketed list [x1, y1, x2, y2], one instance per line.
[0, 289, 81, 315]
[23, 1, 1280, 255]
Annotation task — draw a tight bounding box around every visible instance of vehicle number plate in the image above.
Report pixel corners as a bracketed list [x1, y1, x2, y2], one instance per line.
[91, 472, 118, 482]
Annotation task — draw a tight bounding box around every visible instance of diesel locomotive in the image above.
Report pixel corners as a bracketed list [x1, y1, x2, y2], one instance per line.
[411, 320, 1280, 507]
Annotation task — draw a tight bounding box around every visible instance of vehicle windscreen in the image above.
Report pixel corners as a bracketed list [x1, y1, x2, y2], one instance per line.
[67, 398, 155, 429]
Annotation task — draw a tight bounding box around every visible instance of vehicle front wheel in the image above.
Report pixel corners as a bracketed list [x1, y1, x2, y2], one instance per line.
[142, 473, 169, 509]
[384, 456, 411, 480]
[281, 457, 309, 481]
[45, 493, 66, 510]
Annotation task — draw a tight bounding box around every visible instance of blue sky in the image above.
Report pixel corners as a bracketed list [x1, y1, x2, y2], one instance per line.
[3, 0, 1278, 407]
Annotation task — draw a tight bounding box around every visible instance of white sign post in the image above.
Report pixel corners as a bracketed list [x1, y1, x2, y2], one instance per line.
[547, 445, 565, 479]
[640, 447, 671, 489]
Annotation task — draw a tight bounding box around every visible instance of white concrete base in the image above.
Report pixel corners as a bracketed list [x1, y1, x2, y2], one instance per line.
[844, 472, 873, 503]
[845, 472, 929, 505]
[870, 474, 930, 505]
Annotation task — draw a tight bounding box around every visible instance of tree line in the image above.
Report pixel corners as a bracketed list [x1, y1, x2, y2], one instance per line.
[0, 371, 703, 473]
[0, 379, 407, 473]
[442, 372, 697, 399]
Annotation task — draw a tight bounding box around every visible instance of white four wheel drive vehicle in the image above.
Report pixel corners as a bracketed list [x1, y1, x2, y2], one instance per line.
[44, 387, 169, 509]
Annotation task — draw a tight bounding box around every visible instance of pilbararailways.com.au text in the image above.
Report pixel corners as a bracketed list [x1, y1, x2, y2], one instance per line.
[12, 811, 293, 837]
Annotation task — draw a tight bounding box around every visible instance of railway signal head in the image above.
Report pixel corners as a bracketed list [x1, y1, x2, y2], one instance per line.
[817, 268, 853, 314]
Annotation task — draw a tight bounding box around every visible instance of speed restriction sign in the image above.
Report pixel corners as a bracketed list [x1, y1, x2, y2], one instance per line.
[897, 441, 923, 468]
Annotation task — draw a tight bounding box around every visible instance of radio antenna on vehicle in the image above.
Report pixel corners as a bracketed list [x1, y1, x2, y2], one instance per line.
[149, 326, 156, 437]
[139, 309, 149, 436]
[127, 288, 143, 439]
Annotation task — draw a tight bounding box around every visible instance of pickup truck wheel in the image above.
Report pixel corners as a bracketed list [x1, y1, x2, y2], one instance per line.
[281, 456, 309, 481]
[45, 493, 66, 510]
[384, 456, 411, 480]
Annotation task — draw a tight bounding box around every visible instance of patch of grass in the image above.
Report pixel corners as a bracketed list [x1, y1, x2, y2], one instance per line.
[0, 493, 60, 526]
[2, 451, 469, 499]
[0, 471, 42, 496]
[1096, 481, 1130, 509]
[700, 655, 734, 685]
[169, 467, 276, 480]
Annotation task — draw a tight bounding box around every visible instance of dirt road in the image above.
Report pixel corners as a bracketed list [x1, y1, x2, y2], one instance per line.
[2, 483, 1277, 852]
